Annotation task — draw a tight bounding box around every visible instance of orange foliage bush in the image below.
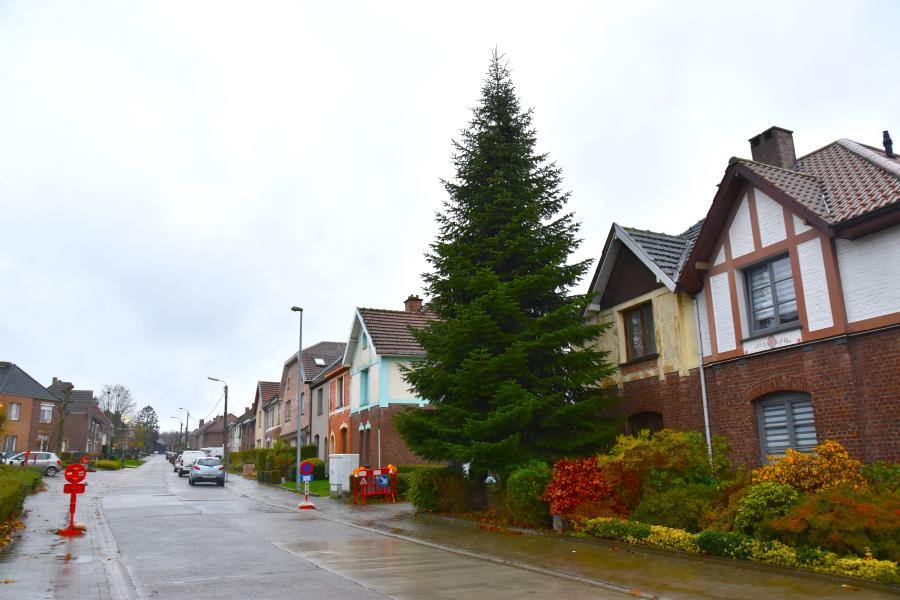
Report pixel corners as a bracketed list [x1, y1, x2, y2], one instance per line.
[543, 457, 615, 516]
[752, 439, 864, 493]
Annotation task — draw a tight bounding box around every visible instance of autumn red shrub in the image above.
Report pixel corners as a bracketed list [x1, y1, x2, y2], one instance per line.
[764, 484, 900, 562]
[543, 457, 615, 516]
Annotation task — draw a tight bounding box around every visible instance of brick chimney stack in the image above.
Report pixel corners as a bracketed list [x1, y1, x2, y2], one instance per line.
[198, 419, 205, 428]
[404, 295, 423, 313]
[749, 126, 796, 169]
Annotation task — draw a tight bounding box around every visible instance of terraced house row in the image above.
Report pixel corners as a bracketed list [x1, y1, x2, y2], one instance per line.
[228, 125, 900, 472]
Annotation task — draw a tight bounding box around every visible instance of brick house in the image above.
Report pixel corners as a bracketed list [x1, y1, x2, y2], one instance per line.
[677, 126, 900, 466]
[47, 377, 112, 454]
[584, 222, 707, 435]
[252, 381, 280, 448]
[189, 413, 237, 449]
[0, 362, 60, 452]
[325, 361, 352, 457]
[227, 407, 256, 453]
[278, 342, 345, 449]
[342, 295, 434, 468]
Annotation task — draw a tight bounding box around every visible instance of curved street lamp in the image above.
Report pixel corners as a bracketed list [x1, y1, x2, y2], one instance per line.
[292, 306, 303, 491]
[207, 377, 229, 481]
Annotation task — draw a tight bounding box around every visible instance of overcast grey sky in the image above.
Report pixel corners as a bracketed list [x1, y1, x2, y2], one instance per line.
[1, 1, 896, 432]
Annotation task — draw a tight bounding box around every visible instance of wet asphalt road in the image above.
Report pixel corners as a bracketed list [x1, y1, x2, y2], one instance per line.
[104, 456, 620, 599]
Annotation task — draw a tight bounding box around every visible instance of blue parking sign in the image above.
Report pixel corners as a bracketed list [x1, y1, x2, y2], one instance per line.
[301, 474, 313, 482]
[375, 474, 389, 487]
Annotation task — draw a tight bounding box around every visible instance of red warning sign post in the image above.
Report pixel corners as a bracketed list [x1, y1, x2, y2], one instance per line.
[297, 460, 316, 510]
[59, 463, 87, 536]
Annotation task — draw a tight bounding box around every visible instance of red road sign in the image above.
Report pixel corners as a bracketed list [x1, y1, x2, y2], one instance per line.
[63, 483, 86, 494]
[64, 463, 87, 484]
[80, 455, 90, 464]
[299, 461, 314, 476]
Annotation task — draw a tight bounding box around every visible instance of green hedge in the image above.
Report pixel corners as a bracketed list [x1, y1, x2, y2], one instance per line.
[506, 460, 552, 527]
[396, 463, 444, 473]
[578, 517, 899, 584]
[0, 465, 42, 522]
[300, 445, 318, 460]
[407, 467, 475, 513]
[96, 460, 122, 470]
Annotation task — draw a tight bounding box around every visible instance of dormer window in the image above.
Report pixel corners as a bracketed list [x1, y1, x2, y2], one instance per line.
[361, 333, 368, 349]
[314, 357, 326, 367]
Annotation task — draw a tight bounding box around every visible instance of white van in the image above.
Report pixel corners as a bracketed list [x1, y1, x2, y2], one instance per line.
[177, 450, 208, 476]
[200, 447, 224, 459]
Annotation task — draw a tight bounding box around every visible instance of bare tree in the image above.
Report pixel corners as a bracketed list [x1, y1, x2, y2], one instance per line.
[99, 384, 137, 438]
[54, 382, 74, 453]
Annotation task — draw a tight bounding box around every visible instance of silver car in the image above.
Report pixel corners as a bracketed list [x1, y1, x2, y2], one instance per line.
[8, 451, 63, 476]
[189, 457, 225, 486]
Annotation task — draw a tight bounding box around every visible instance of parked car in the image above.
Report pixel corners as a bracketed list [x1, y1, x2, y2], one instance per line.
[173, 453, 183, 472]
[0, 450, 20, 464]
[176, 450, 207, 476]
[189, 457, 225, 486]
[7, 451, 63, 476]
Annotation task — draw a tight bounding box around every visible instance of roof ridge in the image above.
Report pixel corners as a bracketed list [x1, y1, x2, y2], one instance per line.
[734, 157, 820, 180]
[622, 226, 686, 239]
[837, 138, 900, 183]
[358, 307, 433, 316]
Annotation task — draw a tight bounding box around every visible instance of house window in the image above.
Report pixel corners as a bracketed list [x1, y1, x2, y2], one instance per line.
[359, 369, 369, 406]
[745, 255, 798, 334]
[284, 400, 291, 424]
[755, 392, 817, 462]
[623, 303, 656, 361]
[39, 403, 53, 423]
[361, 333, 368, 349]
[336, 376, 344, 408]
[300, 392, 304, 414]
[8, 403, 20, 421]
[340, 428, 348, 453]
[3, 435, 15, 452]
[317, 389, 323, 415]
[626, 411, 664, 435]
[37, 434, 50, 451]
[359, 430, 365, 464]
[314, 434, 320, 455]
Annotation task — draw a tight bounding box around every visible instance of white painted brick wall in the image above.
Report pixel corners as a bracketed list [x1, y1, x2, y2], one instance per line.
[711, 272, 736, 352]
[797, 237, 833, 331]
[755, 189, 787, 247]
[729, 194, 754, 258]
[696, 291, 712, 357]
[837, 224, 900, 323]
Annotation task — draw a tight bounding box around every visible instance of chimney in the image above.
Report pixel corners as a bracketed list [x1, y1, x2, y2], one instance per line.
[198, 419, 205, 428]
[404, 294, 423, 313]
[884, 130, 895, 158]
[749, 126, 796, 169]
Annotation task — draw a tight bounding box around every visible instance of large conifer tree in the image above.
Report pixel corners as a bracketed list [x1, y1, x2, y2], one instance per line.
[395, 53, 619, 477]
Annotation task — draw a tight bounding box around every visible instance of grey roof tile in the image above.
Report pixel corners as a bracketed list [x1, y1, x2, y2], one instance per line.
[0, 362, 58, 402]
[358, 308, 436, 357]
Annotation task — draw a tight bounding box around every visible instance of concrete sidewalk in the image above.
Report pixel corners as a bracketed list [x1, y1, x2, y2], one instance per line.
[225, 473, 899, 600]
[0, 468, 136, 600]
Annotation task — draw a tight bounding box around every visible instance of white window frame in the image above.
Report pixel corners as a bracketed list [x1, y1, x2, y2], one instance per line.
[8, 403, 21, 421]
[39, 403, 53, 423]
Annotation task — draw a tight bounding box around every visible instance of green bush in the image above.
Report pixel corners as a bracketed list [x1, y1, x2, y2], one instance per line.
[0, 465, 42, 522]
[407, 467, 471, 512]
[765, 484, 900, 562]
[307, 458, 325, 479]
[695, 530, 753, 559]
[269, 469, 282, 484]
[396, 472, 412, 499]
[632, 483, 718, 532]
[861, 461, 900, 494]
[300, 445, 318, 460]
[577, 517, 652, 542]
[505, 460, 551, 527]
[733, 482, 799, 536]
[96, 460, 122, 470]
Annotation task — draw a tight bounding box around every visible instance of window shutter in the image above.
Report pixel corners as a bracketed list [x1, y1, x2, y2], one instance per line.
[761, 402, 790, 456]
[790, 400, 817, 452]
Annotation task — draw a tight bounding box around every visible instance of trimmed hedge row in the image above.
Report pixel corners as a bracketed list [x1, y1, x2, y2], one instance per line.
[0, 465, 42, 522]
[96, 460, 122, 470]
[577, 517, 899, 584]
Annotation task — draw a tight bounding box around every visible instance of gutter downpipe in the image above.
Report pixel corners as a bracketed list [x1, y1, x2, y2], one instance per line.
[693, 296, 713, 463]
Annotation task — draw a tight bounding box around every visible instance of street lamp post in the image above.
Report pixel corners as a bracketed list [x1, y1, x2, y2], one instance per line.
[179, 407, 190, 450]
[121, 415, 130, 463]
[292, 306, 303, 492]
[169, 417, 183, 451]
[208, 377, 229, 481]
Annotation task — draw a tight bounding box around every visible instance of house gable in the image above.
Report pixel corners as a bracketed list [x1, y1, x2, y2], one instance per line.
[599, 245, 663, 310]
